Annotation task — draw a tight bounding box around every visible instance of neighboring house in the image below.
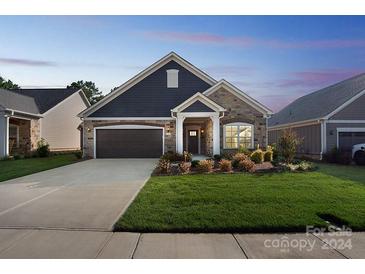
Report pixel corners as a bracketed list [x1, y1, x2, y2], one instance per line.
[0, 88, 90, 157]
[79, 52, 272, 158]
[268, 73, 365, 159]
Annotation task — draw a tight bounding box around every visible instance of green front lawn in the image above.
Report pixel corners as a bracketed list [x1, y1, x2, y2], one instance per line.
[115, 163, 365, 233]
[0, 154, 80, 182]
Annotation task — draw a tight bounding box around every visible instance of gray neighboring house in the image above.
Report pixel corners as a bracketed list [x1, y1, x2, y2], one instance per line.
[79, 52, 273, 158]
[0, 88, 89, 158]
[268, 73, 365, 159]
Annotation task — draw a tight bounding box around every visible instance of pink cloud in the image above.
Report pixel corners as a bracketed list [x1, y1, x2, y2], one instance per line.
[141, 31, 365, 49]
[141, 31, 254, 47]
[277, 69, 364, 88]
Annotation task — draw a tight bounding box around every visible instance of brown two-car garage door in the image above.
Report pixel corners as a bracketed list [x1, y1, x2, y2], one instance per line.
[95, 129, 163, 158]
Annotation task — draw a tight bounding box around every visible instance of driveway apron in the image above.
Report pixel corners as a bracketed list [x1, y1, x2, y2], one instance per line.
[0, 159, 156, 231]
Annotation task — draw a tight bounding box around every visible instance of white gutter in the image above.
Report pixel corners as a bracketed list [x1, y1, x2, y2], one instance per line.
[5, 108, 43, 118]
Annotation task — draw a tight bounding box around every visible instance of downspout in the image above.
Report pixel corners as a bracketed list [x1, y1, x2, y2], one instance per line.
[265, 114, 271, 148]
[319, 118, 327, 160]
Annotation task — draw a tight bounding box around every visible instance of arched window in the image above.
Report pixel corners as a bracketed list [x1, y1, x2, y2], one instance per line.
[223, 122, 254, 149]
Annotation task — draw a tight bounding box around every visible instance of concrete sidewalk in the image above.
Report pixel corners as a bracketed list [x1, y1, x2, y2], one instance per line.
[0, 229, 363, 259]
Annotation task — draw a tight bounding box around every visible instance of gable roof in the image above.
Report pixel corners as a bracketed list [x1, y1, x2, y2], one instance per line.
[182, 101, 216, 112]
[79, 52, 217, 117]
[0, 89, 41, 116]
[268, 73, 365, 127]
[12, 88, 80, 114]
[203, 80, 273, 115]
[171, 92, 226, 113]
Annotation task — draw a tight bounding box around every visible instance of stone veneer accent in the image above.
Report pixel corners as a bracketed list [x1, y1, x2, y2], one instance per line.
[204, 119, 213, 156]
[207, 87, 267, 151]
[30, 119, 41, 151]
[83, 119, 176, 158]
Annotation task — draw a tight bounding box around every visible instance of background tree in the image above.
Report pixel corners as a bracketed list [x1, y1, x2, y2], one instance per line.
[0, 76, 19, 90]
[67, 80, 104, 105]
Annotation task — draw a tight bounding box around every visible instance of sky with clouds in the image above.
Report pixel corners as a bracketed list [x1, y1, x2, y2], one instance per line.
[0, 16, 364, 112]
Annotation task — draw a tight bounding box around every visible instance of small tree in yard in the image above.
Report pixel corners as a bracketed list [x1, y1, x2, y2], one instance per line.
[278, 129, 301, 164]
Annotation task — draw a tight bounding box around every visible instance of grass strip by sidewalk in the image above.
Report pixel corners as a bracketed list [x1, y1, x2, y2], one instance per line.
[115, 163, 365, 233]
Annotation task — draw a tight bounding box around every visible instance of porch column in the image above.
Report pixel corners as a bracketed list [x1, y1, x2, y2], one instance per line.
[211, 114, 220, 156]
[0, 114, 9, 158]
[176, 113, 185, 154]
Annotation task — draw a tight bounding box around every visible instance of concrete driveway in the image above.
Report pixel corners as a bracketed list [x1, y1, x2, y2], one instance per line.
[0, 159, 156, 231]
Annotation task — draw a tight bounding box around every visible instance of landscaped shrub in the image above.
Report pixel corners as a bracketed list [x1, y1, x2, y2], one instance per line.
[74, 150, 83, 159]
[1, 155, 13, 161]
[158, 159, 171, 174]
[297, 161, 314, 171]
[36, 138, 50, 157]
[232, 153, 250, 168]
[322, 147, 338, 163]
[183, 151, 192, 162]
[160, 151, 192, 162]
[284, 161, 315, 172]
[238, 147, 251, 155]
[264, 146, 273, 162]
[13, 154, 22, 160]
[238, 159, 255, 172]
[198, 159, 214, 172]
[219, 159, 232, 172]
[270, 143, 279, 161]
[233, 153, 249, 161]
[191, 160, 200, 168]
[323, 147, 352, 165]
[336, 151, 352, 165]
[222, 151, 235, 160]
[250, 149, 264, 164]
[213, 154, 222, 161]
[178, 162, 191, 174]
[278, 129, 302, 164]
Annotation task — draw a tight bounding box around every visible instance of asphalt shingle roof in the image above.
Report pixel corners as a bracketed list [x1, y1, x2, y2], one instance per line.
[12, 88, 78, 114]
[0, 89, 39, 114]
[269, 73, 365, 127]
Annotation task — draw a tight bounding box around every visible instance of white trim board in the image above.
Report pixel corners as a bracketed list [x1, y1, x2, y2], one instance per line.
[268, 119, 321, 130]
[171, 92, 225, 113]
[327, 120, 365, 124]
[93, 124, 165, 158]
[336, 127, 365, 148]
[79, 52, 217, 118]
[83, 117, 174, 121]
[203, 80, 273, 115]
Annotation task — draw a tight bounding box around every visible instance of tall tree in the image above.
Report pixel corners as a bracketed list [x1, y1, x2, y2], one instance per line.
[0, 76, 19, 90]
[67, 80, 104, 105]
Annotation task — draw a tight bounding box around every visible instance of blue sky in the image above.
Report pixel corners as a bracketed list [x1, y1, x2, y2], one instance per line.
[1, 16, 365, 111]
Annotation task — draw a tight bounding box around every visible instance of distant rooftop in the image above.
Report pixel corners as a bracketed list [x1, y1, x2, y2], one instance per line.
[11, 88, 79, 114]
[269, 73, 365, 127]
[0, 88, 39, 114]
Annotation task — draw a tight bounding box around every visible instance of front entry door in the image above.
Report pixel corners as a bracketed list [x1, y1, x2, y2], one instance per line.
[188, 130, 199, 154]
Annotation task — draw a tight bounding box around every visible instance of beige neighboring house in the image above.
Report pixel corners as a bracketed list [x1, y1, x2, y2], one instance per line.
[0, 88, 89, 157]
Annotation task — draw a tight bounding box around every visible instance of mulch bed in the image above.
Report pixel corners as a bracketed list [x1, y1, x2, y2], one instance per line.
[153, 161, 275, 176]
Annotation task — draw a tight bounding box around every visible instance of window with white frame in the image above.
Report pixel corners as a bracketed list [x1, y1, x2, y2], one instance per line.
[166, 69, 179, 88]
[224, 123, 254, 149]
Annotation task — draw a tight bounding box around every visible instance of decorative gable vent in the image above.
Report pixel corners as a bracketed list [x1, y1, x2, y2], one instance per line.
[167, 69, 179, 88]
